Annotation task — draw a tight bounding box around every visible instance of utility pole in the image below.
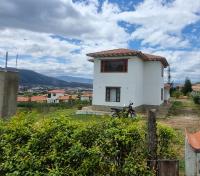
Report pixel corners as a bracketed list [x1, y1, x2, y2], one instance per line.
[16, 53, 18, 69]
[168, 66, 171, 84]
[5, 51, 8, 70]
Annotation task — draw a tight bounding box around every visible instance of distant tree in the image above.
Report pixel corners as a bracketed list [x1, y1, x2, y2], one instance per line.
[182, 78, 193, 95]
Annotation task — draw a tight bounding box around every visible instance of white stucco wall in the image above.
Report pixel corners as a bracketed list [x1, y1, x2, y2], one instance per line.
[143, 62, 164, 105]
[92, 56, 164, 107]
[92, 56, 144, 107]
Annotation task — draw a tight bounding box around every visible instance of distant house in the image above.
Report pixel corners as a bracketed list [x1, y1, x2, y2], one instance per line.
[17, 96, 47, 103]
[192, 84, 200, 92]
[47, 90, 65, 103]
[31, 96, 47, 103]
[80, 93, 92, 101]
[87, 48, 169, 109]
[185, 130, 200, 176]
[17, 96, 29, 102]
[58, 95, 71, 103]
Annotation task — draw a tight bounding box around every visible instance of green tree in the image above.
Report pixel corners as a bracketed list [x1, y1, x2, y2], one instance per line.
[182, 78, 193, 95]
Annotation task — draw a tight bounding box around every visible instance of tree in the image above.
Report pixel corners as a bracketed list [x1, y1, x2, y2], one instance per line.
[182, 78, 193, 95]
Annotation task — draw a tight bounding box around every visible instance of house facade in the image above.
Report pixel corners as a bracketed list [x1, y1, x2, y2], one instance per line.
[87, 49, 169, 108]
[47, 90, 65, 103]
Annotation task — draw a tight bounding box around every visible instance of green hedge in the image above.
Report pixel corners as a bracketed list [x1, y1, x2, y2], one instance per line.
[0, 113, 178, 175]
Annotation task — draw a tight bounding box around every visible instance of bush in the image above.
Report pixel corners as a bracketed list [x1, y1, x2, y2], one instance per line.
[193, 95, 200, 104]
[0, 114, 179, 175]
[171, 90, 182, 98]
[167, 101, 183, 116]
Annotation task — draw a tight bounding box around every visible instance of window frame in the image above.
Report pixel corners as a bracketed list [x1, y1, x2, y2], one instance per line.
[105, 87, 121, 102]
[101, 59, 128, 73]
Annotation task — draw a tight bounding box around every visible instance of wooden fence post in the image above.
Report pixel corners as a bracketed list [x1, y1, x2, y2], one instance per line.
[147, 109, 158, 172]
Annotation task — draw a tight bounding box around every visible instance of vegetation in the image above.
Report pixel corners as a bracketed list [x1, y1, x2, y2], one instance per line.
[191, 92, 200, 105]
[171, 90, 182, 98]
[17, 100, 91, 113]
[0, 110, 179, 175]
[193, 95, 200, 104]
[182, 78, 193, 95]
[167, 101, 183, 116]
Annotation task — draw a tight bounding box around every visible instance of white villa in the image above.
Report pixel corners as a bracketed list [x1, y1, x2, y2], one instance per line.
[87, 48, 169, 109]
[47, 89, 65, 103]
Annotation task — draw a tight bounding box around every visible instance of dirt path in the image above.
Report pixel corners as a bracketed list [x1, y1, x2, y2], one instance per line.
[159, 114, 200, 132]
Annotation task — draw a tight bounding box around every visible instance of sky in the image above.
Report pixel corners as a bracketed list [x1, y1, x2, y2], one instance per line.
[0, 0, 200, 83]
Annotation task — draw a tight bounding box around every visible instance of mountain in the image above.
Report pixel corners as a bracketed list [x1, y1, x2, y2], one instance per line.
[56, 76, 93, 84]
[18, 69, 92, 88]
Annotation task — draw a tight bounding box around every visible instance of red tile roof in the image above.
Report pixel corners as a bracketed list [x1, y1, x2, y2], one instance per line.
[17, 96, 47, 102]
[31, 96, 47, 102]
[186, 129, 200, 152]
[48, 89, 65, 94]
[87, 48, 169, 67]
[82, 93, 93, 97]
[58, 95, 71, 100]
[17, 96, 29, 102]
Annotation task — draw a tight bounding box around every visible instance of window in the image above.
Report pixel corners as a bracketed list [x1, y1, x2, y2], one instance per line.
[48, 94, 51, 98]
[105, 87, 120, 102]
[53, 93, 56, 96]
[161, 88, 163, 101]
[101, 59, 128, 72]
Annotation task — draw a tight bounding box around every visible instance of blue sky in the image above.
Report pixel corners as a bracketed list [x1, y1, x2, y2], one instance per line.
[0, 0, 199, 82]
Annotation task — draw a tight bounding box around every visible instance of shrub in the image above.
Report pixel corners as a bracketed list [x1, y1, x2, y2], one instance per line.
[193, 95, 200, 104]
[0, 114, 179, 175]
[167, 101, 183, 116]
[171, 90, 182, 98]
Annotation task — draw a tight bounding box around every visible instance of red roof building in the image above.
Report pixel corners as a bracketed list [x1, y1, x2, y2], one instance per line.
[17, 96, 47, 103]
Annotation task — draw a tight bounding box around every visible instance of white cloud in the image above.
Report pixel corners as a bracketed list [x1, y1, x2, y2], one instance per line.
[0, 0, 199, 82]
[118, 0, 200, 48]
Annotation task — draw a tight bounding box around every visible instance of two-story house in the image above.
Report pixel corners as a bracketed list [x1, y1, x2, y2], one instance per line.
[87, 48, 169, 110]
[47, 89, 65, 103]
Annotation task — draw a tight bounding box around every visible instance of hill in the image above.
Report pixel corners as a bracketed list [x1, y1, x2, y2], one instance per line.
[56, 76, 93, 84]
[19, 69, 92, 88]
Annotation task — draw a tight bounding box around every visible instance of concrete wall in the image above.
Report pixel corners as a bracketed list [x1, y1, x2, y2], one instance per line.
[92, 56, 164, 108]
[0, 70, 19, 119]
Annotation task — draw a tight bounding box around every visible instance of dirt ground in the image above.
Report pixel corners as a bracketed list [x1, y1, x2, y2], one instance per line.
[159, 98, 200, 132]
[159, 114, 200, 132]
